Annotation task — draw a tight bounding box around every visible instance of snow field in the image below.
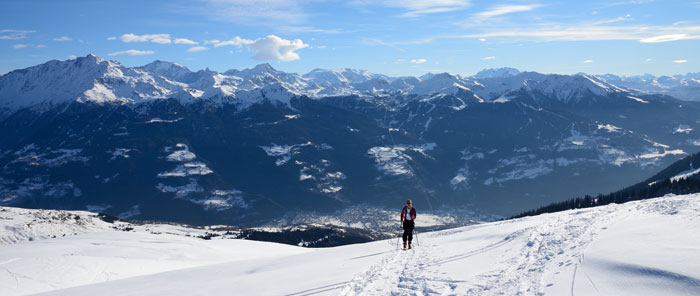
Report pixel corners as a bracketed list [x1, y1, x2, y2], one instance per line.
[342, 194, 700, 295]
[1, 231, 310, 295]
[1, 194, 699, 295]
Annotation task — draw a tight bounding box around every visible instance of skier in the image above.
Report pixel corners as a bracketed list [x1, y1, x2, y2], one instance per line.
[400, 199, 416, 249]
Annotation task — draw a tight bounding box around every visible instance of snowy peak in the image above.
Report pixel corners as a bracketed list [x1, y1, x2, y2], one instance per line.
[419, 73, 436, 81]
[473, 67, 521, 79]
[337, 68, 388, 83]
[303, 68, 348, 86]
[410, 72, 473, 96]
[596, 72, 700, 101]
[517, 74, 630, 104]
[303, 68, 388, 87]
[248, 63, 276, 75]
[350, 78, 392, 93]
[137, 60, 193, 82]
[0, 54, 125, 111]
[389, 76, 421, 90]
[252, 62, 275, 72]
[229, 63, 282, 79]
[674, 72, 700, 80]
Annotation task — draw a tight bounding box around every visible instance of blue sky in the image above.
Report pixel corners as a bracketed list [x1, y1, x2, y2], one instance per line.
[1, 0, 699, 77]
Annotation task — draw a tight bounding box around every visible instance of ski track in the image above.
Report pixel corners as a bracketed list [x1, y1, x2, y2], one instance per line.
[340, 239, 460, 296]
[340, 202, 632, 296]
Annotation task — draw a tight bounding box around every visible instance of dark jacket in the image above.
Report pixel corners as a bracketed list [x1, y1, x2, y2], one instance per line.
[400, 206, 417, 222]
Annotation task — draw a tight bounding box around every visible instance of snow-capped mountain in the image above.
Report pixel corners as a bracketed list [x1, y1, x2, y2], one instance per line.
[136, 60, 195, 83]
[596, 72, 700, 101]
[3, 54, 694, 119]
[1, 193, 698, 295]
[409, 73, 475, 97]
[303, 68, 390, 86]
[473, 67, 521, 79]
[0, 56, 309, 117]
[516, 74, 632, 105]
[0, 54, 188, 113]
[1, 54, 700, 226]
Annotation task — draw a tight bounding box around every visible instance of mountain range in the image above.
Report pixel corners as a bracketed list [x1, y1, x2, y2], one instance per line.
[1, 54, 699, 225]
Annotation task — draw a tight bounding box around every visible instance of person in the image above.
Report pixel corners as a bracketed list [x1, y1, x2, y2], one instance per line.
[400, 199, 416, 249]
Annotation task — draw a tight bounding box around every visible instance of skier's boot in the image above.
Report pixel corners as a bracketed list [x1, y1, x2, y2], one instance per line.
[408, 242, 412, 249]
[402, 242, 407, 249]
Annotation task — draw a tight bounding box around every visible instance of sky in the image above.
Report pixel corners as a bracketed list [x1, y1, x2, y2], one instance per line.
[1, 0, 699, 77]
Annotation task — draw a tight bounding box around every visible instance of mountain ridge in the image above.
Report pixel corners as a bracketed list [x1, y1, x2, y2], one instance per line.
[1, 54, 699, 225]
[3, 54, 699, 119]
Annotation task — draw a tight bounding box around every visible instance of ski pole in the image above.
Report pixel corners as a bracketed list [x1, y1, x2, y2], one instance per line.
[399, 221, 402, 250]
[397, 228, 403, 250]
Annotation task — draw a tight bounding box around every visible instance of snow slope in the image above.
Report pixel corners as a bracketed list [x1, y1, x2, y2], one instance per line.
[1, 194, 699, 295]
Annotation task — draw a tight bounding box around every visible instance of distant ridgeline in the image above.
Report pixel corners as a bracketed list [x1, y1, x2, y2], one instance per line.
[512, 151, 700, 219]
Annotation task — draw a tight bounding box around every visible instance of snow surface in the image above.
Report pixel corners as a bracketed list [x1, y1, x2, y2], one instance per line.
[639, 149, 686, 159]
[1, 194, 699, 295]
[158, 144, 213, 177]
[675, 124, 694, 134]
[259, 142, 312, 166]
[10, 144, 89, 167]
[670, 167, 700, 182]
[367, 143, 436, 176]
[146, 117, 183, 123]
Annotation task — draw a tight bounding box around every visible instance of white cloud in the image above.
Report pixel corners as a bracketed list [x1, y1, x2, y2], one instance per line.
[457, 24, 700, 43]
[594, 14, 632, 25]
[187, 46, 208, 52]
[363, 37, 436, 49]
[279, 26, 344, 34]
[475, 4, 541, 18]
[479, 38, 486, 42]
[248, 35, 308, 61]
[68, 55, 77, 60]
[639, 34, 690, 43]
[400, 7, 465, 17]
[213, 35, 309, 61]
[187, 0, 308, 25]
[583, 60, 593, 63]
[673, 59, 688, 63]
[212, 36, 252, 47]
[461, 4, 542, 27]
[482, 56, 495, 60]
[119, 33, 171, 44]
[353, 0, 471, 17]
[107, 36, 117, 40]
[0, 29, 35, 40]
[381, 0, 470, 11]
[174, 38, 198, 45]
[395, 59, 406, 64]
[53, 36, 72, 41]
[645, 58, 652, 62]
[411, 58, 427, 64]
[601, 0, 656, 8]
[35, 44, 46, 48]
[12, 44, 29, 49]
[108, 49, 155, 56]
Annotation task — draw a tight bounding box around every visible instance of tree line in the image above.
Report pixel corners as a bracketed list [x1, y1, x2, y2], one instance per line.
[510, 174, 700, 219]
